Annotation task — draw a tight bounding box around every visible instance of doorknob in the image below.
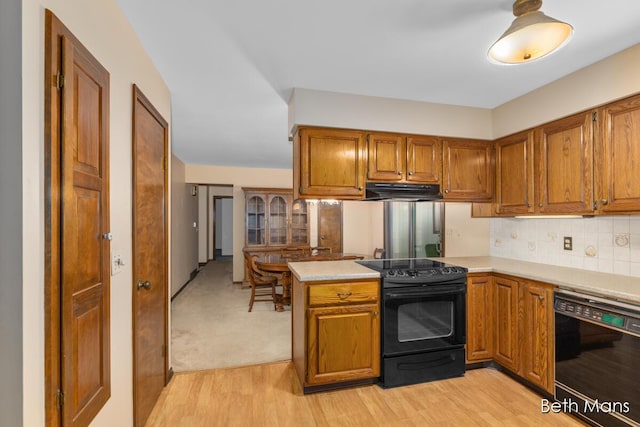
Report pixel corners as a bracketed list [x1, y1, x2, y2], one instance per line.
[137, 280, 151, 290]
[320, 235, 326, 240]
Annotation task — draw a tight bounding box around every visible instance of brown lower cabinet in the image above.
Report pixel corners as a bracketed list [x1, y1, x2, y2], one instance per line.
[466, 273, 555, 394]
[292, 277, 380, 392]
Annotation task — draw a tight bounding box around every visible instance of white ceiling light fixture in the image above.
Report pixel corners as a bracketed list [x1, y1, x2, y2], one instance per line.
[488, 0, 573, 64]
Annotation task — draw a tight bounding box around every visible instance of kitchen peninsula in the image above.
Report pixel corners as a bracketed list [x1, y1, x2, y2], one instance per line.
[288, 256, 640, 426]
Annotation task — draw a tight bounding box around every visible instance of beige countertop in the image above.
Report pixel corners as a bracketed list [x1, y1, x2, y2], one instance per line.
[433, 256, 640, 304]
[289, 256, 640, 304]
[288, 260, 381, 282]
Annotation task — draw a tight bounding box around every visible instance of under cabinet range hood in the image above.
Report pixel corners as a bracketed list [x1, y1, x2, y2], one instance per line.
[364, 182, 443, 201]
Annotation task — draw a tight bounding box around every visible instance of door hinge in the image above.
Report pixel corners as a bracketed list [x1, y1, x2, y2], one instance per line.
[592, 111, 598, 122]
[593, 201, 598, 210]
[56, 390, 64, 408]
[163, 157, 168, 170]
[56, 73, 65, 89]
[162, 344, 167, 357]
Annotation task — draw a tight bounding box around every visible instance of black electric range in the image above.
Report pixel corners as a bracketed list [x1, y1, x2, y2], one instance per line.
[357, 258, 468, 388]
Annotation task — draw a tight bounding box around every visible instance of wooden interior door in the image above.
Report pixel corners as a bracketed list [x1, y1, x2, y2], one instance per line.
[317, 201, 342, 253]
[132, 86, 169, 427]
[45, 11, 111, 427]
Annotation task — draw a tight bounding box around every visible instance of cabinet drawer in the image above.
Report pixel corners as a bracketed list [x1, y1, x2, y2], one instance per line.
[308, 281, 379, 306]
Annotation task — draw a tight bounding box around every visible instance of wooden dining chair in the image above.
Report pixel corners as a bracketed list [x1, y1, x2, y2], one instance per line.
[244, 252, 278, 312]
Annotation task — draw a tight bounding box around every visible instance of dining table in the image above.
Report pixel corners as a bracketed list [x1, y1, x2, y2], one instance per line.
[254, 252, 365, 312]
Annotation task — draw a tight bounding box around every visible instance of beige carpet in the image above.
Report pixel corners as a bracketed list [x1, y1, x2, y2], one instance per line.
[171, 259, 291, 372]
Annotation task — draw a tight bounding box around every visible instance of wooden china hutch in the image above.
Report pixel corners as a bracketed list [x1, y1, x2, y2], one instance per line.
[242, 187, 310, 286]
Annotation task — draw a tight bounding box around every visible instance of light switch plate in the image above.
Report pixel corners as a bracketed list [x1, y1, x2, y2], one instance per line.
[111, 251, 125, 275]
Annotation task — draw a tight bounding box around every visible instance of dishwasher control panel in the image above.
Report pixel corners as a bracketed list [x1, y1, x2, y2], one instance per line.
[554, 295, 640, 336]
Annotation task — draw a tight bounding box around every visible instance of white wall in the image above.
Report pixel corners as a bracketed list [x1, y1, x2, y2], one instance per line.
[342, 201, 385, 256]
[1, 0, 22, 424]
[289, 88, 494, 140]
[220, 198, 234, 256]
[207, 185, 233, 260]
[22, 1, 171, 426]
[171, 155, 199, 297]
[186, 165, 292, 282]
[493, 44, 640, 138]
[198, 185, 208, 263]
[444, 203, 490, 257]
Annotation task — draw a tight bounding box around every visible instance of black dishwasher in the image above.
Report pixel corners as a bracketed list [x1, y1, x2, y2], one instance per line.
[555, 289, 640, 427]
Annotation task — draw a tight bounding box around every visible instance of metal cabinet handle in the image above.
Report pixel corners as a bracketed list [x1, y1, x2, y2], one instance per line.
[397, 171, 402, 175]
[527, 203, 532, 208]
[538, 295, 544, 301]
[137, 280, 151, 290]
[538, 203, 543, 208]
[408, 171, 414, 176]
[102, 233, 113, 240]
[358, 186, 363, 191]
[444, 189, 450, 194]
[601, 199, 609, 205]
[337, 292, 352, 299]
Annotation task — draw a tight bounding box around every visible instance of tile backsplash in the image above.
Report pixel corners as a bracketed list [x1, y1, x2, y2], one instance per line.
[489, 216, 640, 277]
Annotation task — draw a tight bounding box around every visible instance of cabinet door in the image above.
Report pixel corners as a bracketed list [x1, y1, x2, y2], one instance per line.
[245, 194, 266, 246]
[599, 94, 640, 213]
[495, 131, 535, 215]
[494, 276, 519, 372]
[466, 275, 494, 362]
[537, 112, 594, 214]
[296, 128, 366, 199]
[442, 138, 493, 201]
[307, 304, 380, 386]
[367, 133, 405, 181]
[290, 199, 309, 245]
[521, 281, 554, 393]
[407, 135, 441, 184]
[267, 194, 289, 246]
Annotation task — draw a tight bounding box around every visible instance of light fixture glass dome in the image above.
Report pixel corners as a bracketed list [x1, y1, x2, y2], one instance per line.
[488, 3, 573, 64]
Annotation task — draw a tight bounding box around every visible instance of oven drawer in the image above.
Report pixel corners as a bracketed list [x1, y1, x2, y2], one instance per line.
[308, 281, 379, 306]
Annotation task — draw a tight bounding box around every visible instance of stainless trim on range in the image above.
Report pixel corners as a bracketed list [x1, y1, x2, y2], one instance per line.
[554, 289, 640, 427]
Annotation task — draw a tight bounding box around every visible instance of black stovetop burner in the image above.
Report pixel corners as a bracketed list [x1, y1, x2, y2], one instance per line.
[357, 258, 467, 282]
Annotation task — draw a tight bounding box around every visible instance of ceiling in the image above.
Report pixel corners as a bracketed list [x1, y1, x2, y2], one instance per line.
[115, 0, 640, 169]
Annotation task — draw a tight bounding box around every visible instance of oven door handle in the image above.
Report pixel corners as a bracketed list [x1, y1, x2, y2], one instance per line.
[385, 285, 465, 299]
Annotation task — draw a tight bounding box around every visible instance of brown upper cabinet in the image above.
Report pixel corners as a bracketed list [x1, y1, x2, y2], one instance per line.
[537, 112, 595, 214]
[294, 127, 367, 199]
[367, 133, 441, 184]
[597, 93, 640, 213]
[495, 112, 595, 216]
[442, 138, 493, 201]
[495, 130, 535, 215]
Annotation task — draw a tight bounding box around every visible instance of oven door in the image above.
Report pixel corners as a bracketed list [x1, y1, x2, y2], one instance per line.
[382, 282, 466, 356]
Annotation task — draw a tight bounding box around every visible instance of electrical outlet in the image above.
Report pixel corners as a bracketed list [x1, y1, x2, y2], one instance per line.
[563, 236, 573, 251]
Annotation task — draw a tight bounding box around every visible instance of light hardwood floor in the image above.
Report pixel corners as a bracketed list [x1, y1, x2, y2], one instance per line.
[146, 362, 586, 426]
